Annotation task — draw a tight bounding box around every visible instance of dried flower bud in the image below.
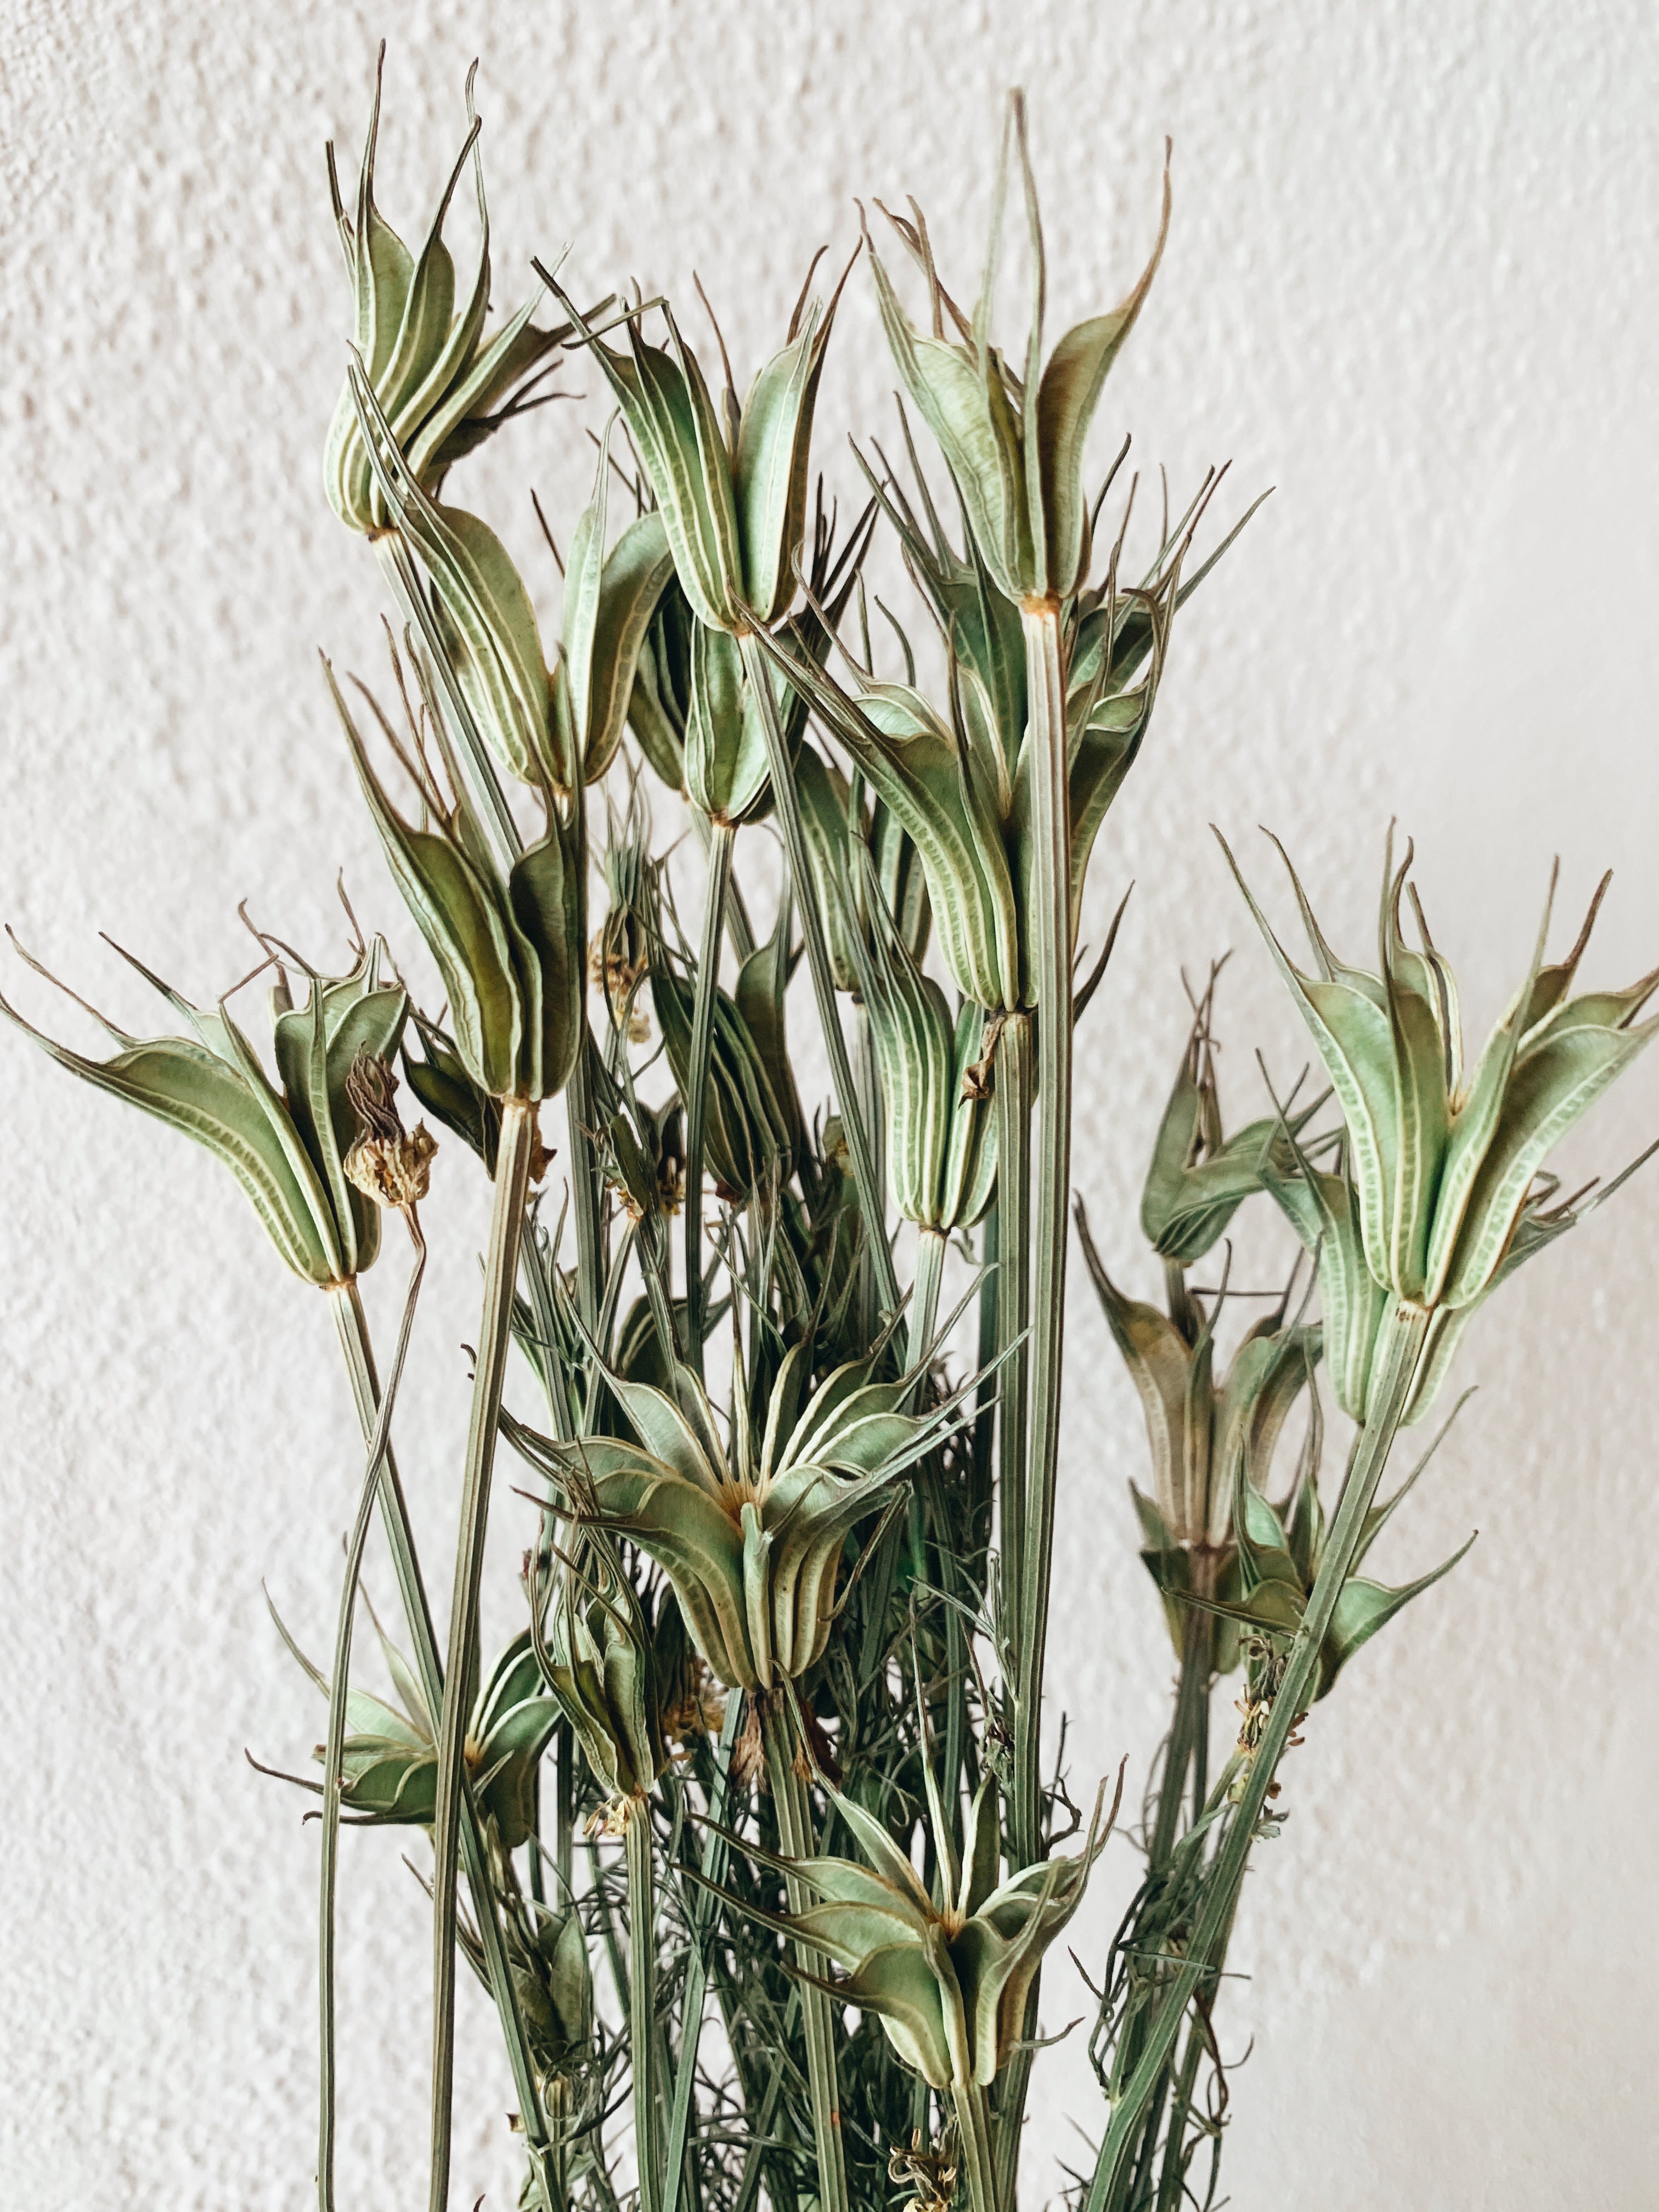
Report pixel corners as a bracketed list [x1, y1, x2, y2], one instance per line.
[343, 1053, 437, 1210]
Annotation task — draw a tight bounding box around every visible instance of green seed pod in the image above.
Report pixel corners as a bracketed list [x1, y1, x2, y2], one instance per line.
[328, 662, 584, 1107]
[1139, 977, 1324, 1265]
[865, 97, 1169, 606]
[1078, 1204, 1318, 1672]
[274, 1609, 560, 1845]
[685, 626, 772, 827]
[323, 59, 562, 537]
[401, 1009, 504, 1177]
[1223, 1403, 1476, 1703]
[628, 574, 696, 794]
[854, 877, 995, 1233]
[548, 263, 848, 635]
[1224, 830, 1659, 1413]
[723, 1766, 1111, 2091]
[651, 912, 803, 1201]
[533, 1545, 674, 1810]
[348, 364, 560, 789]
[2, 933, 407, 1287]
[510, 1906, 593, 2092]
[556, 427, 677, 785]
[796, 747, 933, 996]
[528, 1338, 965, 1692]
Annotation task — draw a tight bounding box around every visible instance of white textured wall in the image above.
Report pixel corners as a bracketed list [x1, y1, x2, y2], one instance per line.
[4, 2, 1658, 2205]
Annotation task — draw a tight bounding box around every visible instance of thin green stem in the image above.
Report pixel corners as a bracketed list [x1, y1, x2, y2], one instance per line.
[1152, 2017, 1207, 2212]
[428, 1097, 539, 2212]
[662, 1694, 743, 2212]
[989, 1013, 1035, 2212]
[1083, 1302, 1432, 2212]
[325, 1279, 553, 2208]
[738, 627, 898, 1319]
[856, 1004, 885, 1347]
[373, 535, 521, 876]
[949, 2079, 998, 2212]
[761, 1697, 848, 2212]
[626, 1802, 663, 2212]
[993, 1013, 1033, 1752]
[566, 1031, 608, 1334]
[908, 1226, 947, 1380]
[1014, 600, 1072, 1872]
[1149, 1602, 1214, 1876]
[684, 819, 735, 1369]
[318, 1226, 426, 2212]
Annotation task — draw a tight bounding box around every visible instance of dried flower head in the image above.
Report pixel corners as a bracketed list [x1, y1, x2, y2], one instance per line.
[343, 1052, 437, 1210]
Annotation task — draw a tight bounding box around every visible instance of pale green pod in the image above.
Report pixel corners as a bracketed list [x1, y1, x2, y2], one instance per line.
[866, 97, 1169, 605]
[748, 631, 1022, 1013]
[523, 1339, 966, 1692]
[548, 289, 746, 633]
[2, 934, 406, 1287]
[716, 1767, 1111, 2090]
[734, 266, 851, 622]
[558, 430, 676, 785]
[323, 61, 560, 535]
[348, 362, 556, 788]
[684, 626, 772, 826]
[1078, 1205, 1318, 1555]
[275, 1609, 560, 1844]
[1226, 830, 1659, 1398]
[1138, 985, 1324, 1265]
[552, 264, 849, 636]
[855, 886, 995, 1232]
[534, 1550, 673, 1804]
[328, 662, 585, 1105]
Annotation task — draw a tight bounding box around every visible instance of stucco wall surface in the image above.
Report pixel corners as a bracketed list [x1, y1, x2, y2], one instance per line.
[3, 2, 1658, 2205]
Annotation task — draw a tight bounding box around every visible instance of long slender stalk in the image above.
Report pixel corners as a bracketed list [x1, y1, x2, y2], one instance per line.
[950, 2079, 999, 2212]
[993, 1012, 1034, 1773]
[908, 1226, 946, 1379]
[989, 1013, 1035, 2212]
[318, 1225, 426, 2212]
[761, 1696, 848, 2212]
[684, 819, 735, 1369]
[325, 1279, 555, 2207]
[1014, 599, 1072, 1869]
[738, 627, 898, 1319]
[429, 1097, 539, 2212]
[662, 1695, 743, 2212]
[1148, 1604, 1214, 1875]
[625, 1802, 663, 2212]
[855, 1003, 885, 1348]
[1082, 1302, 1431, 2212]
[566, 1031, 608, 1334]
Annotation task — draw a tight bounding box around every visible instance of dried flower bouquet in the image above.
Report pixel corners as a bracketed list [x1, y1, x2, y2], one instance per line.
[7, 54, 1654, 2212]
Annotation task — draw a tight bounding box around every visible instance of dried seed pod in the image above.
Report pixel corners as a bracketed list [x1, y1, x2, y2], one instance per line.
[548, 261, 849, 636]
[716, 1767, 1113, 2091]
[1226, 830, 1659, 1419]
[853, 868, 995, 1233]
[342, 1053, 437, 1210]
[866, 96, 1167, 606]
[524, 1334, 968, 1693]
[323, 56, 563, 538]
[327, 661, 584, 1108]
[1, 934, 407, 1286]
